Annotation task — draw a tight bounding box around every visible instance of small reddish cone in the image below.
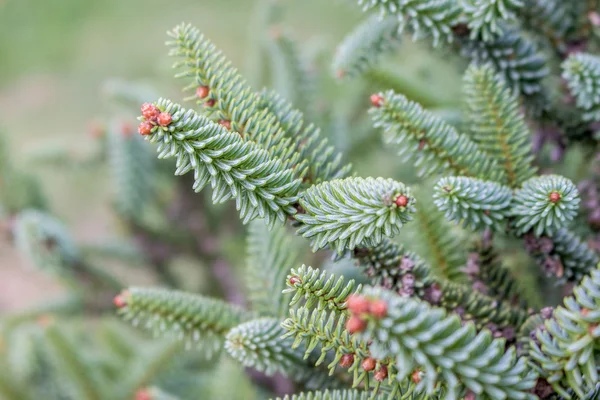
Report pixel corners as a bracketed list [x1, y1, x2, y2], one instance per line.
[361, 357, 376, 372]
[549, 191, 561, 203]
[339, 353, 355, 368]
[374, 365, 388, 382]
[411, 369, 422, 384]
[336, 69, 345, 79]
[157, 112, 172, 127]
[138, 121, 154, 136]
[346, 294, 370, 314]
[370, 94, 384, 108]
[289, 276, 302, 286]
[582, 308, 590, 317]
[346, 315, 367, 334]
[218, 120, 231, 130]
[135, 389, 152, 400]
[141, 103, 160, 121]
[196, 85, 210, 99]
[395, 195, 409, 208]
[113, 292, 128, 308]
[368, 299, 388, 318]
[204, 99, 216, 107]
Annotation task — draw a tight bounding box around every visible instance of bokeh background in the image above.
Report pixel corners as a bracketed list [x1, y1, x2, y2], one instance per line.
[0, 0, 463, 312]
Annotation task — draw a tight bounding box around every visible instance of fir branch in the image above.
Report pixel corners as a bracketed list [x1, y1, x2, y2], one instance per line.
[0, 135, 47, 214]
[350, 238, 529, 330]
[138, 98, 302, 227]
[273, 389, 387, 400]
[284, 265, 361, 313]
[563, 53, 600, 122]
[468, 239, 527, 308]
[511, 175, 580, 236]
[521, 0, 577, 53]
[116, 287, 245, 357]
[296, 177, 416, 253]
[526, 228, 600, 283]
[462, 64, 536, 187]
[459, 25, 549, 97]
[356, 287, 537, 399]
[462, 0, 523, 41]
[433, 176, 513, 231]
[45, 326, 104, 400]
[225, 318, 308, 377]
[13, 210, 80, 278]
[246, 220, 299, 318]
[257, 89, 352, 183]
[281, 307, 426, 398]
[106, 118, 155, 222]
[168, 23, 349, 184]
[528, 264, 600, 398]
[167, 23, 304, 173]
[333, 14, 401, 79]
[438, 279, 528, 331]
[371, 90, 503, 180]
[265, 28, 316, 120]
[355, 0, 462, 47]
[407, 195, 467, 282]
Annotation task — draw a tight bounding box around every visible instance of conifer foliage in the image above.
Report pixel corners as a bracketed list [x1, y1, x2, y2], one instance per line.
[5, 0, 600, 399]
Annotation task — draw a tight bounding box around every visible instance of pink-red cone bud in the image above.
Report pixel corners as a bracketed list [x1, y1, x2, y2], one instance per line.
[346, 315, 367, 334]
[141, 103, 160, 121]
[369, 299, 388, 318]
[370, 94, 384, 107]
[138, 121, 154, 136]
[339, 353, 355, 368]
[196, 85, 210, 99]
[346, 294, 370, 314]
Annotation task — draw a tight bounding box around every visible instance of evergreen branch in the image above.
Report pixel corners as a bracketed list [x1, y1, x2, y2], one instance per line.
[406, 195, 467, 282]
[273, 389, 386, 400]
[167, 23, 304, 173]
[333, 14, 401, 79]
[350, 238, 528, 330]
[0, 134, 47, 214]
[463, 0, 523, 41]
[281, 307, 427, 398]
[138, 98, 302, 227]
[462, 64, 536, 187]
[225, 318, 309, 377]
[563, 53, 600, 122]
[355, 0, 462, 47]
[265, 28, 316, 120]
[433, 176, 513, 231]
[246, 219, 299, 318]
[438, 279, 528, 330]
[296, 177, 416, 253]
[528, 264, 600, 398]
[106, 118, 156, 222]
[168, 23, 349, 184]
[257, 89, 352, 183]
[284, 265, 361, 313]
[526, 228, 600, 283]
[116, 287, 245, 357]
[12, 210, 81, 279]
[372, 90, 503, 180]
[459, 25, 549, 97]
[511, 175, 580, 236]
[45, 326, 104, 400]
[521, 0, 577, 53]
[468, 239, 527, 307]
[355, 287, 537, 399]
[551, 229, 599, 283]
[12, 210, 122, 291]
[118, 341, 181, 399]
